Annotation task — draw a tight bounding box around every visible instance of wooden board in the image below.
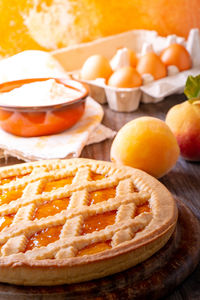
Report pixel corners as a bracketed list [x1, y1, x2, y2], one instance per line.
[0, 198, 199, 300]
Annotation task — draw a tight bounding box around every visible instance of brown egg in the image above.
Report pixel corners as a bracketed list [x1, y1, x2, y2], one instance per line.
[80, 54, 112, 80]
[127, 48, 138, 67]
[110, 48, 137, 71]
[108, 66, 142, 88]
[136, 52, 167, 80]
[160, 43, 191, 71]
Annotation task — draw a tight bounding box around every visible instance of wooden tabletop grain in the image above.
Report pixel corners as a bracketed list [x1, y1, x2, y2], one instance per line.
[0, 93, 199, 300]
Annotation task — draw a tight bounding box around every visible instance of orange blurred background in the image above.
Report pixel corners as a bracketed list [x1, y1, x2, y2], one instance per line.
[0, 0, 200, 57]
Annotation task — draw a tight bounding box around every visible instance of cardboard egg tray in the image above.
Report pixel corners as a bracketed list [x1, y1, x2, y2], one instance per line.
[52, 29, 200, 112]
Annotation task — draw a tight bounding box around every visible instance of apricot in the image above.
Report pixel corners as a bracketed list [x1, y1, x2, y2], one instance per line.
[80, 55, 112, 80]
[166, 101, 200, 161]
[110, 117, 180, 178]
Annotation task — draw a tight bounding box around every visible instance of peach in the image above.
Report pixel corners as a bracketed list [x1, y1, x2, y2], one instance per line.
[110, 117, 180, 178]
[166, 100, 200, 161]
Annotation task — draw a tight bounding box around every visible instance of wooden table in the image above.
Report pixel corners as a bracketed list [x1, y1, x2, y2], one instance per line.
[1, 93, 199, 299]
[83, 93, 200, 300]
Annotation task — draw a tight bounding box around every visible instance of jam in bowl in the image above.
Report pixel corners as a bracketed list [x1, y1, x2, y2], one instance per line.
[0, 78, 89, 137]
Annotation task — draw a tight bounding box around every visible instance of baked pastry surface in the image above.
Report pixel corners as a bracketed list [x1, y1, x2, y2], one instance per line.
[0, 158, 178, 285]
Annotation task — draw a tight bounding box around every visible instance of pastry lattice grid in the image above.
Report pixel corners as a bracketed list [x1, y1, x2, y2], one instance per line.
[0, 159, 152, 260]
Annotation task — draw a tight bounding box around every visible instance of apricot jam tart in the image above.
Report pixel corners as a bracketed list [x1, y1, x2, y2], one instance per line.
[0, 158, 177, 285]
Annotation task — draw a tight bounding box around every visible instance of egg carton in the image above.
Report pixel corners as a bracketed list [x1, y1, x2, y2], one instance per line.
[52, 29, 200, 112]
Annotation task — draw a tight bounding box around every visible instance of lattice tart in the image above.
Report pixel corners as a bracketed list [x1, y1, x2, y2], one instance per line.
[0, 158, 178, 286]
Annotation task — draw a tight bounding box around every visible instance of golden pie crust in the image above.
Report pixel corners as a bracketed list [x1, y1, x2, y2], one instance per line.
[0, 158, 178, 286]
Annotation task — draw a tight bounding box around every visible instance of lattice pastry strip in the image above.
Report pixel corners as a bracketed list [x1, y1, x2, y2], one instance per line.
[67, 190, 88, 209]
[56, 216, 83, 258]
[0, 164, 76, 193]
[1, 179, 40, 256]
[1, 235, 28, 256]
[10, 212, 152, 260]
[1, 203, 35, 256]
[0, 165, 130, 217]
[112, 203, 136, 247]
[72, 167, 90, 184]
[0, 191, 150, 246]
[116, 178, 134, 196]
[12, 204, 35, 225]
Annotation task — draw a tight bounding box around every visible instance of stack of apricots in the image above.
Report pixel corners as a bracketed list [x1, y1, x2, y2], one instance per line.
[80, 44, 192, 88]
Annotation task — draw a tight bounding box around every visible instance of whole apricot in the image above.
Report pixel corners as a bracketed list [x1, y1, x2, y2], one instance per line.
[110, 117, 180, 178]
[166, 100, 200, 161]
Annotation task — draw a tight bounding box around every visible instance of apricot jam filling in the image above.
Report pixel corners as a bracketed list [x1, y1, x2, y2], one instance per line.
[88, 187, 116, 205]
[82, 210, 116, 235]
[135, 202, 150, 216]
[77, 240, 112, 257]
[0, 214, 14, 232]
[90, 172, 107, 181]
[33, 198, 70, 220]
[43, 176, 74, 192]
[0, 174, 30, 185]
[0, 189, 23, 206]
[25, 225, 63, 252]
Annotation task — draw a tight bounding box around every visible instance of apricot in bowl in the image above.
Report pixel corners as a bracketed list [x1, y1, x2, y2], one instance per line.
[0, 78, 88, 137]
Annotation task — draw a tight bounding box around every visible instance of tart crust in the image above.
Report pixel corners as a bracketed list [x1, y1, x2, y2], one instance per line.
[0, 158, 178, 285]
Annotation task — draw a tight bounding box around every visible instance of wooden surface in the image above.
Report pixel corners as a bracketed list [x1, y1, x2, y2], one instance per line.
[0, 93, 200, 299]
[82, 93, 200, 300]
